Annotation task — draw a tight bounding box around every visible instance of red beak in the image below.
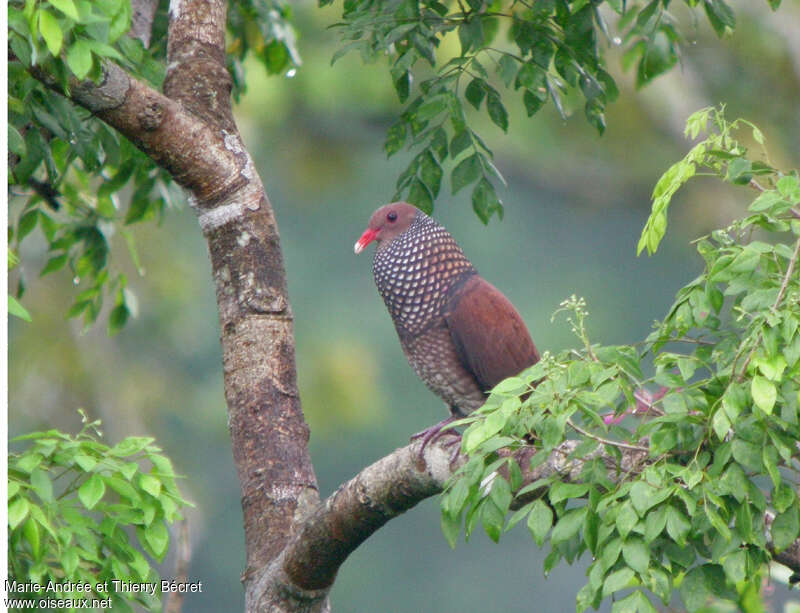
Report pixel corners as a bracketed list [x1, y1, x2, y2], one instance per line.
[354, 228, 378, 254]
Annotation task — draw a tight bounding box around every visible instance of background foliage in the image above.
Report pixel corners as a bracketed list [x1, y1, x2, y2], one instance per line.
[8, 0, 800, 611]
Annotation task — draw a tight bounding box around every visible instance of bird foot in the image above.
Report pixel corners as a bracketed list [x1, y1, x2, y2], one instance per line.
[410, 416, 462, 463]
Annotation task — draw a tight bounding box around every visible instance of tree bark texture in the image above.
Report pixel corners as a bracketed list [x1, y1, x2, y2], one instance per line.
[25, 4, 800, 612]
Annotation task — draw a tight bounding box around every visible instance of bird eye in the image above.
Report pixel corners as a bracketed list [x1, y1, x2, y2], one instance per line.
[387, 211, 398, 222]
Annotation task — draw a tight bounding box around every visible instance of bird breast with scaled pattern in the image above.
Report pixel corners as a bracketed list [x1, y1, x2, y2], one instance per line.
[372, 213, 477, 339]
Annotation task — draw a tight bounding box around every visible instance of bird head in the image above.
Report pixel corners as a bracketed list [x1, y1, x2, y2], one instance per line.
[354, 202, 420, 254]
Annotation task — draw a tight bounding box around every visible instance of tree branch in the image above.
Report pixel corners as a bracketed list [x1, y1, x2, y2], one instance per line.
[165, 0, 234, 130]
[258, 435, 800, 609]
[252, 437, 645, 608]
[28, 60, 244, 203]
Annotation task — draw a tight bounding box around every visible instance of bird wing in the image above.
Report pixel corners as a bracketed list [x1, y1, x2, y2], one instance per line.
[444, 276, 540, 392]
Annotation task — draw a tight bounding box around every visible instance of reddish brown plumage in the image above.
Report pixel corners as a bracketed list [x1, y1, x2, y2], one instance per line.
[445, 275, 539, 396]
[356, 202, 540, 420]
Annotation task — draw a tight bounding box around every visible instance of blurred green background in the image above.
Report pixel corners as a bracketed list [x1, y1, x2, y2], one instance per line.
[9, 1, 800, 611]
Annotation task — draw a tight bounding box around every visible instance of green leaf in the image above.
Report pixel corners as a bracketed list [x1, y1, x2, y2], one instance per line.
[481, 499, 505, 542]
[777, 175, 799, 198]
[419, 150, 443, 198]
[66, 38, 93, 79]
[722, 549, 746, 584]
[489, 476, 512, 515]
[644, 505, 667, 543]
[665, 505, 690, 545]
[636, 0, 659, 27]
[748, 190, 784, 213]
[15, 452, 44, 473]
[773, 483, 796, 513]
[630, 482, 663, 515]
[73, 454, 97, 471]
[48, 0, 80, 20]
[40, 253, 69, 276]
[551, 506, 586, 545]
[711, 408, 731, 441]
[703, 0, 736, 36]
[22, 517, 41, 559]
[451, 153, 481, 195]
[104, 475, 141, 503]
[17, 208, 39, 241]
[751, 375, 776, 415]
[496, 54, 517, 86]
[527, 499, 553, 546]
[9, 124, 26, 156]
[464, 78, 486, 110]
[549, 482, 590, 505]
[622, 537, 650, 574]
[108, 303, 130, 336]
[772, 507, 800, 552]
[416, 96, 448, 122]
[486, 90, 508, 132]
[601, 537, 622, 571]
[111, 436, 155, 456]
[38, 9, 64, 56]
[84, 39, 124, 62]
[611, 590, 658, 613]
[385, 122, 406, 157]
[408, 178, 433, 215]
[61, 547, 80, 576]
[616, 500, 638, 539]
[732, 439, 762, 472]
[9, 295, 32, 322]
[108, 0, 131, 42]
[129, 548, 151, 580]
[78, 473, 106, 509]
[144, 521, 169, 558]
[471, 178, 501, 224]
[458, 18, 484, 54]
[393, 69, 410, 102]
[9, 497, 30, 529]
[8, 481, 20, 499]
[30, 469, 54, 502]
[726, 157, 752, 185]
[680, 564, 726, 612]
[441, 511, 460, 548]
[450, 130, 471, 158]
[603, 567, 635, 597]
[140, 473, 162, 497]
[704, 503, 731, 542]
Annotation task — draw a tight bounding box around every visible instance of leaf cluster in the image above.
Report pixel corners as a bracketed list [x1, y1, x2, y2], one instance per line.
[8, 0, 305, 333]
[440, 109, 800, 612]
[8, 0, 181, 333]
[325, 0, 781, 221]
[227, 0, 302, 99]
[8, 411, 191, 612]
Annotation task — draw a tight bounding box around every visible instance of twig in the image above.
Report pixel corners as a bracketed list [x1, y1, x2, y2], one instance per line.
[773, 237, 800, 312]
[603, 387, 666, 425]
[748, 178, 800, 218]
[566, 418, 650, 452]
